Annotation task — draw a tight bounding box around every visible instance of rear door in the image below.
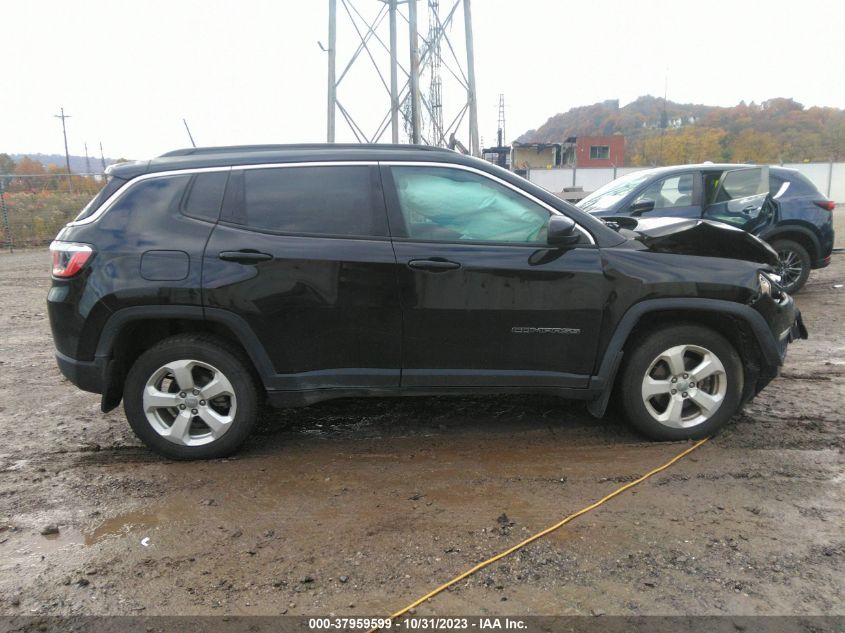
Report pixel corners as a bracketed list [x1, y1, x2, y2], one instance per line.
[202, 163, 402, 391]
[703, 166, 773, 232]
[381, 162, 607, 388]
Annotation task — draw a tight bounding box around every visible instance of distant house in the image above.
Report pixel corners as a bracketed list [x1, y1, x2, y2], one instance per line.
[574, 135, 625, 167]
[511, 135, 625, 173]
[511, 142, 566, 173]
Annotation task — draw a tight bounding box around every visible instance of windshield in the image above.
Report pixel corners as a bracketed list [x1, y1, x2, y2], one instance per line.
[577, 171, 651, 212]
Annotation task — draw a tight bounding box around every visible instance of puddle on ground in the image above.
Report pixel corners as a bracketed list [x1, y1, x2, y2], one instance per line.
[0, 527, 86, 573]
[85, 510, 164, 545]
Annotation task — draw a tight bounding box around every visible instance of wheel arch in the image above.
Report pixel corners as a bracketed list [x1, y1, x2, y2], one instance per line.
[96, 306, 274, 411]
[759, 223, 820, 261]
[588, 299, 780, 417]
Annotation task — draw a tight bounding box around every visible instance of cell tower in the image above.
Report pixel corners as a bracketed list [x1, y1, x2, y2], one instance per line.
[426, 0, 443, 145]
[497, 93, 506, 147]
[324, 0, 480, 155]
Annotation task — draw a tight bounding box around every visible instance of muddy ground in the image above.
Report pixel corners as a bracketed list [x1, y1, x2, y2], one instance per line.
[0, 246, 842, 620]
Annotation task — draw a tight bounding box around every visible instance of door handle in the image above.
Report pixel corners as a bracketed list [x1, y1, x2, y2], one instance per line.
[218, 250, 273, 263]
[407, 258, 461, 272]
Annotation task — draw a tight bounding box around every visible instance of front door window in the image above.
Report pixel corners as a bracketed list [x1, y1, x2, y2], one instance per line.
[390, 166, 550, 243]
[632, 173, 695, 212]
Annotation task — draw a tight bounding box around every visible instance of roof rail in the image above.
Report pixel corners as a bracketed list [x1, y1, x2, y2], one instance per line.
[159, 143, 455, 157]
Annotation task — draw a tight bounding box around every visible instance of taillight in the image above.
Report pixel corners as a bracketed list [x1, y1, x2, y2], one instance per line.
[813, 200, 835, 211]
[49, 241, 94, 278]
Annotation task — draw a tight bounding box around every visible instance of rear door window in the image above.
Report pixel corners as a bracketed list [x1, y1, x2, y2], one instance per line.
[180, 171, 228, 222]
[713, 167, 768, 203]
[230, 165, 385, 237]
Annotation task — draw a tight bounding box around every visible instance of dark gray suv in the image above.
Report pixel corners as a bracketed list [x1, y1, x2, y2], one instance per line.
[579, 164, 835, 293]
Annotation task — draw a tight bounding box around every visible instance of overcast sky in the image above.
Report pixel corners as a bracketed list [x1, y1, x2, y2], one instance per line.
[3, 0, 844, 160]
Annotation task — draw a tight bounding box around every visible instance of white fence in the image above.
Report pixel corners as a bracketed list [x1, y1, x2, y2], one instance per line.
[528, 162, 845, 202]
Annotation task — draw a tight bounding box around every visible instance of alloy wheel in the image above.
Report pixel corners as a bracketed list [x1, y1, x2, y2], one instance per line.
[640, 344, 727, 429]
[776, 248, 804, 290]
[142, 359, 237, 446]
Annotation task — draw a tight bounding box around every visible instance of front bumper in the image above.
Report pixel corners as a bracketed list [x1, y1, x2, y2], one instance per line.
[744, 293, 807, 402]
[777, 308, 808, 362]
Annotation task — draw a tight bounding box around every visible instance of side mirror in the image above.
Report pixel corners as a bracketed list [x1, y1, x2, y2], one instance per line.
[547, 215, 580, 247]
[629, 199, 655, 215]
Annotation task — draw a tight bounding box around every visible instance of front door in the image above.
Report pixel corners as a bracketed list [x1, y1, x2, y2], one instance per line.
[203, 163, 401, 391]
[381, 163, 608, 389]
[627, 171, 701, 218]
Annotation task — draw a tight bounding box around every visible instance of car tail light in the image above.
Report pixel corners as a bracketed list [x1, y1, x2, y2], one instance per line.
[813, 200, 835, 211]
[50, 241, 94, 278]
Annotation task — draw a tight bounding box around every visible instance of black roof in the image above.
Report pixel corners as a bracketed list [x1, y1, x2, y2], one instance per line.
[103, 142, 625, 248]
[109, 144, 464, 179]
[159, 143, 455, 157]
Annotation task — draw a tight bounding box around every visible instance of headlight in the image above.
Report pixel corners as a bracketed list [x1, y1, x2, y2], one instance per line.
[758, 272, 772, 296]
[758, 272, 784, 299]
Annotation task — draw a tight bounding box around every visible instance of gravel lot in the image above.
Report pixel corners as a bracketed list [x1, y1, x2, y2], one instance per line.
[0, 245, 842, 619]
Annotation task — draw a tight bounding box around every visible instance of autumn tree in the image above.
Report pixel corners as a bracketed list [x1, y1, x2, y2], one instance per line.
[630, 127, 726, 165]
[730, 130, 779, 163]
[12, 157, 47, 191]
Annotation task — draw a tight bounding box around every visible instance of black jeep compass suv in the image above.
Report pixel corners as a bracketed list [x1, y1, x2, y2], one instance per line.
[48, 144, 807, 459]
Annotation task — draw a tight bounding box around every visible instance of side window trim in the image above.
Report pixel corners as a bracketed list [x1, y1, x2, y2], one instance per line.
[379, 161, 595, 246]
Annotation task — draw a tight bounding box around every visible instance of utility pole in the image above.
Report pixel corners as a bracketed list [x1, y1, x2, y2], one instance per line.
[99, 142, 107, 175]
[463, 0, 479, 156]
[84, 142, 92, 176]
[497, 93, 506, 147]
[53, 107, 73, 193]
[326, 0, 337, 142]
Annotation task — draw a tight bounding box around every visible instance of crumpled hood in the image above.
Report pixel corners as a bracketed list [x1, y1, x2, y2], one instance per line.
[606, 216, 779, 266]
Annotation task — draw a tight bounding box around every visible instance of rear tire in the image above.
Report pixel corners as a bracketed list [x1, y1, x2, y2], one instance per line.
[124, 335, 258, 459]
[770, 239, 810, 294]
[618, 325, 743, 441]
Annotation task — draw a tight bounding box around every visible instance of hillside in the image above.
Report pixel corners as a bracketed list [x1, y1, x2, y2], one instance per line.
[518, 97, 845, 165]
[8, 153, 119, 174]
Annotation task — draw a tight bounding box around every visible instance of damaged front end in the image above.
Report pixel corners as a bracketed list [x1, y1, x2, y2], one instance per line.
[603, 215, 808, 405]
[605, 216, 780, 266]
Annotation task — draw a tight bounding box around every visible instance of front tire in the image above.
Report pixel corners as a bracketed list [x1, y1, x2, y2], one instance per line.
[618, 325, 743, 441]
[771, 239, 810, 294]
[124, 335, 258, 459]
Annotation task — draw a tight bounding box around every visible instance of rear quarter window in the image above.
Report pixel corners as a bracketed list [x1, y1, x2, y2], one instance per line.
[72, 176, 125, 222]
[772, 170, 822, 197]
[98, 175, 191, 232]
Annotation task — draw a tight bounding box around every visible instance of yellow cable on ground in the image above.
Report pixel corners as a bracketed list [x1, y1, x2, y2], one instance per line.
[369, 437, 709, 631]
